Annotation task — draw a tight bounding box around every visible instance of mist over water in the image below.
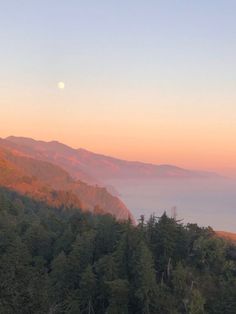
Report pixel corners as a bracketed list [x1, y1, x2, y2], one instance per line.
[108, 178, 236, 232]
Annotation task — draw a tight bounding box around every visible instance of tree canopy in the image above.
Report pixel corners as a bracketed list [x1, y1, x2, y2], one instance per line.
[0, 187, 235, 313]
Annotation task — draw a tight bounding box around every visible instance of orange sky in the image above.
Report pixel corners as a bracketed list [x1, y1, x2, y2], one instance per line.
[1, 1, 236, 177]
[1, 85, 236, 177]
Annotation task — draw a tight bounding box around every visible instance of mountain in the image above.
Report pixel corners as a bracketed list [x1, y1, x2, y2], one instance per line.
[75, 148, 219, 180]
[0, 144, 133, 221]
[216, 231, 236, 243]
[4, 136, 219, 185]
[0, 137, 99, 185]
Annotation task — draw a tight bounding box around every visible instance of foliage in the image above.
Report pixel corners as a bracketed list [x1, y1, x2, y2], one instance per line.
[0, 187, 235, 313]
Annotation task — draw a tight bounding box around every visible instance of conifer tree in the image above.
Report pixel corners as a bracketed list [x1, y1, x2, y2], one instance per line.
[79, 265, 96, 314]
[131, 241, 158, 313]
[106, 279, 129, 314]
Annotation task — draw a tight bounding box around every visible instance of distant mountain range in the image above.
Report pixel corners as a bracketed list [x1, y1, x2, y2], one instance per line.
[0, 136, 221, 223]
[0, 139, 133, 221]
[3, 136, 219, 185]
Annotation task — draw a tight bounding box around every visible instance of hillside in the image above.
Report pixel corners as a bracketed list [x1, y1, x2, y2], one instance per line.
[4, 136, 219, 184]
[0, 137, 98, 185]
[0, 187, 235, 313]
[216, 231, 236, 242]
[0, 145, 133, 221]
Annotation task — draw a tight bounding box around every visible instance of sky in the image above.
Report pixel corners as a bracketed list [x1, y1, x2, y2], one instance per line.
[1, 0, 236, 175]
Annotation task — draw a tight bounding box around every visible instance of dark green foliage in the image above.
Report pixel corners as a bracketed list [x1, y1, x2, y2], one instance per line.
[0, 187, 235, 313]
[106, 279, 129, 314]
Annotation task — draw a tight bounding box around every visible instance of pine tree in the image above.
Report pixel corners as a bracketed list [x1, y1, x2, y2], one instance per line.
[79, 265, 96, 314]
[68, 230, 96, 289]
[106, 279, 129, 314]
[94, 255, 118, 312]
[50, 251, 70, 303]
[189, 289, 205, 314]
[131, 241, 159, 313]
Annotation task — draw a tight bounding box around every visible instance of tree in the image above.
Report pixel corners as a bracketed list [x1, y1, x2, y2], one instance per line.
[50, 251, 70, 303]
[106, 279, 129, 314]
[79, 265, 96, 314]
[94, 255, 118, 312]
[189, 289, 205, 314]
[68, 230, 96, 289]
[131, 241, 158, 313]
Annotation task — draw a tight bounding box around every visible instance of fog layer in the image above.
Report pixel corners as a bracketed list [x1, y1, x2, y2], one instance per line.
[108, 178, 236, 232]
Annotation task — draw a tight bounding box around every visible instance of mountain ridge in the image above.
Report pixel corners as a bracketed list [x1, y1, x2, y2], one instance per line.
[4, 136, 220, 183]
[0, 143, 133, 221]
[216, 231, 236, 242]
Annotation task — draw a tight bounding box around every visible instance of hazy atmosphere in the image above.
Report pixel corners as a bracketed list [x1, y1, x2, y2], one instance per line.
[109, 178, 236, 232]
[1, 1, 236, 313]
[1, 1, 236, 176]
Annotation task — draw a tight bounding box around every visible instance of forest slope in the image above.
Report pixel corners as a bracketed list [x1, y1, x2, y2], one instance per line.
[0, 187, 235, 313]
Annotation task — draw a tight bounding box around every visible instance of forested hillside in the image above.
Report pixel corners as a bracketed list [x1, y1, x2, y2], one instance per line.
[0, 187, 235, 314]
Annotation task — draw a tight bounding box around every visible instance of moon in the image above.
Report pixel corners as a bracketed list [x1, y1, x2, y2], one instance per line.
[57, 81, 65, 89]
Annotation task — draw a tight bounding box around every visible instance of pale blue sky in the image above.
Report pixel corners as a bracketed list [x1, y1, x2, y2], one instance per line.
[1, 0, 236, 90]
[1, 1, 236, 173]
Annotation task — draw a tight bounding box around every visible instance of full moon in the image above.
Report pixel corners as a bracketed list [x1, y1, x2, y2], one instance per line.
[57, 81, 65, 89]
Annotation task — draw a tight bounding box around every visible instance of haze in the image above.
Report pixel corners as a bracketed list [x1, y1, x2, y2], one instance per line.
[1, 1, 236, 177]
[109, 178, 236, 233]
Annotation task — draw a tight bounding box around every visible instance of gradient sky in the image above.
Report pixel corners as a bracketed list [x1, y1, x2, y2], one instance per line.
[1, 1, 236, 175]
